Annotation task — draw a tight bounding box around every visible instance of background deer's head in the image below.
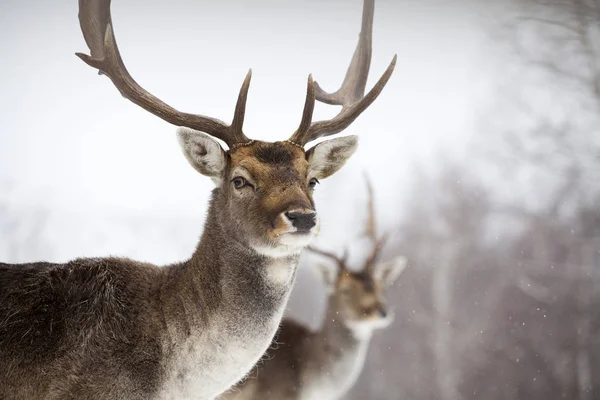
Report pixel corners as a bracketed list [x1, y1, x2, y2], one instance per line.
[309, 176, 407, 329]
[76, 0, 395, 256]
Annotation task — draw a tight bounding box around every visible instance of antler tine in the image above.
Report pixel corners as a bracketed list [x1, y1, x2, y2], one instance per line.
[289, 0, 397, 146]
[293, 75, 316, 143]
[361, 173, 388, 273]
[364, 234, 389, 273]
[307, 245, 348, 272]
[340, 247, 350, 271]
[76, 0, 250, 148]
[314, 0, 374, 106]
[230, 70, 253, 137]
[363, 172, 377, 242]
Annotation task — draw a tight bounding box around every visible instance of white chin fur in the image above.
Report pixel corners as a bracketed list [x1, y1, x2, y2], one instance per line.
[346, 316, 393, 339]
[251, 217, 319, 258]
[251, 232, 316, 258]
[278, 232, 316, 247]
[251, 244, 304, 258]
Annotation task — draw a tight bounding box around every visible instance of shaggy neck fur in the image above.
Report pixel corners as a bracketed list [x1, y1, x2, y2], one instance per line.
[159, 190, 299, 399]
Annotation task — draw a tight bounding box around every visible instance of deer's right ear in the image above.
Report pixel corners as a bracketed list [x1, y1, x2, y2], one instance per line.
[314, 263, 338, 294]
[306, 136, 358, 180]
[177, 128, 227, 186]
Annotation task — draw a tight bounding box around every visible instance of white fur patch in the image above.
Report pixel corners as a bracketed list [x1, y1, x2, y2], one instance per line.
[251, 243, 305, 258]
[307, 136, 358, 180]
[159, 303, 293, 399]
[265, 258, 296, 286]
[346, 317, 391, 340]
[177, 127, 227, 186]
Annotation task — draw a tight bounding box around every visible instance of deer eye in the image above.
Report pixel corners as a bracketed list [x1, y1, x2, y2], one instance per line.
[232, 177, 248, 189]
[308, 178, 320, 190]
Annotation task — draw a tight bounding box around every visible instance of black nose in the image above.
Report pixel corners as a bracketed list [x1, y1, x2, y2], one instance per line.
[377, 305, 387, 318]
[285, 211, 317, 232]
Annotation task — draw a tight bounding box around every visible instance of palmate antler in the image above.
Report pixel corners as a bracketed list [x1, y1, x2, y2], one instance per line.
[77, 0, 252, 148]
[77, 0, 394, 149]
[289, 0, 397, 147]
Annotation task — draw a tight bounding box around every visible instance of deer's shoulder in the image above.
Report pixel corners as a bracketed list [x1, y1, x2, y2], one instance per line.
[0, 257, 165, 351]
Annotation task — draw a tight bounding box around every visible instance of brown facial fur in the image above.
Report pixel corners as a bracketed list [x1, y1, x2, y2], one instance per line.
[223, 141, 316, 248]
[335, 271, 387, 322]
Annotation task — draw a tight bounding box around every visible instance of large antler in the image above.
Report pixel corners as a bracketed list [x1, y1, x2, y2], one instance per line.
[307, 245, 349, 273]
[362, 173, 389, 273]
[76, 0, 251, 148]
[289, 0, 397, 147]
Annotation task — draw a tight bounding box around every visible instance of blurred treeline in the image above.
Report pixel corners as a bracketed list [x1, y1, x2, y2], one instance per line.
[348, 0, 600, 398]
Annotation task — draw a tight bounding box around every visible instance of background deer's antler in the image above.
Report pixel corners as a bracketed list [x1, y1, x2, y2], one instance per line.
[308, 174, 389, 273]
[307, 245, 349, 273]
[289, 0, 397, 147]
[363, 173, 389, 273]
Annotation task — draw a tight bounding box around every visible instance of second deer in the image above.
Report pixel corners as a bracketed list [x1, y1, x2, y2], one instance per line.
[222, 176, 407, 400]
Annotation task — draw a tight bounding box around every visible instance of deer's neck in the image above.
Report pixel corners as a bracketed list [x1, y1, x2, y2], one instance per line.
[301, 300, 374, 400]
[159, 194, 299, 400]
[190, 207, 296, 317]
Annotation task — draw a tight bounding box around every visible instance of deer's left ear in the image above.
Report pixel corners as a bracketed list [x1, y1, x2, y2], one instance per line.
[306, 136, 358, 180]
[374, 256, 408, 286]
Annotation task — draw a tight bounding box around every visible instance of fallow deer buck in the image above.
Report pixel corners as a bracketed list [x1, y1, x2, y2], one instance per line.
[222, 176, 407, 400]
[0, 0, 395, 399]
